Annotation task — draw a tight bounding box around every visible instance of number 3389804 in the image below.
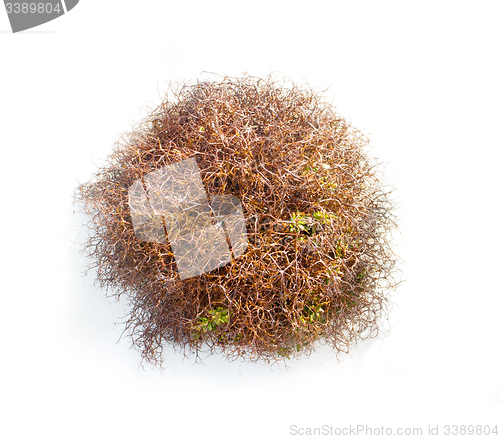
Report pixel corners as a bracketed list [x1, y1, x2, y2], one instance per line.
[5, 3, 62, 14]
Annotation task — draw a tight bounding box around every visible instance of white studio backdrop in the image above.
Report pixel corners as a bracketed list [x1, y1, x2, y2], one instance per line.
[1, 1, 499, 438]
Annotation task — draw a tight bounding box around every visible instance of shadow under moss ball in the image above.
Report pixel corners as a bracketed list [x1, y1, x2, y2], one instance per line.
[76, 75, 399, 366]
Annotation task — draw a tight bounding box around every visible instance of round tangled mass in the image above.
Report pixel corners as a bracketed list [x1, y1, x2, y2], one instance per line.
[76, 75, 399, 366]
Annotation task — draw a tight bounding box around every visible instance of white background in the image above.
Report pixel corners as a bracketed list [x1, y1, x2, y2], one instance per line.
[1, 1, 499, 438]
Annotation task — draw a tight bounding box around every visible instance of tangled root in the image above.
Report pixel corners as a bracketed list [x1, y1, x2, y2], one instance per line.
[76, 75, 399, 366]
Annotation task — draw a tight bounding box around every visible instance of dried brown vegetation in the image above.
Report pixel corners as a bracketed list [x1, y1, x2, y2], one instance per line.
[76, 75, 399, 366]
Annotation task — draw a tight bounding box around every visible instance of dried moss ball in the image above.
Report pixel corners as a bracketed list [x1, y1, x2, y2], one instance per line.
[77, 75, 398, 365]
